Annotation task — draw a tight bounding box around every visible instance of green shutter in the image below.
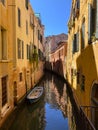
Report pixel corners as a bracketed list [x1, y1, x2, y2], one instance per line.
[95, 0, 98, 38]
[81, 20, 85, 49]
[76, 32, 79, 52]
[88, 3, 92, 43]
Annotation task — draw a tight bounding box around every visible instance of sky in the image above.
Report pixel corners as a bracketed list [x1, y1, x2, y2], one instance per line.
[30, 0, 72, 37]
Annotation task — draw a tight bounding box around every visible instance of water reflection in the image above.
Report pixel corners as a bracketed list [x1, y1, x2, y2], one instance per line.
[0, 72, 77, 130]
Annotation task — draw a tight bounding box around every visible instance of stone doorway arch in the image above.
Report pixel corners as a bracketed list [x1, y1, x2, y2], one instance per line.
[91, 81, 98, 129]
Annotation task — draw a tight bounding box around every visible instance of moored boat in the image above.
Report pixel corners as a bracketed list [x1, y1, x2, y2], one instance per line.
[27, 86, 43, 104]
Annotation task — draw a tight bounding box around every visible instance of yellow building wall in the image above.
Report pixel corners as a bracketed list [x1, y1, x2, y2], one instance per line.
[0, 0, 14, 125]
[67, 0, 98, 108]
[0, 0, 44, 126]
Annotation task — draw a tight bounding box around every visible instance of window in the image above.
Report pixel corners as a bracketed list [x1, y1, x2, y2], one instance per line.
[22, 41, 24, 59]
[80, 75, 85, 91]
[77, 72, 80, 84]
[81, 18, 85, 50]
[88, 3, 96, 43]
[38, 30, 40, 40]
[72, 33, 79, 54]
[1, 0, 5, 5]
[30, 14, 34, 27]
[17, 38, 21, 59]
[0, 28, 7, 60]
[17, 39, 24, 59]
[40, 35, 42, 43]
[25, 0, 29, 10]
[27, 44, 30, 59]
[75, 0, 80, 18]
[2, 76, 7, 107]
[26, 21, 28, 35]
[19, 73, 22, 81]
[18, 8, 21, 27]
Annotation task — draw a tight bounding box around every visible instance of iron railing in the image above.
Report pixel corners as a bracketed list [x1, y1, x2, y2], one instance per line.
[80, 106, 98, 130]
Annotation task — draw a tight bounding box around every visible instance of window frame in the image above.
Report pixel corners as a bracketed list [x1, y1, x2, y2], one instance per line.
[0, 27, 7, 60]
[18, 8, 21, 27]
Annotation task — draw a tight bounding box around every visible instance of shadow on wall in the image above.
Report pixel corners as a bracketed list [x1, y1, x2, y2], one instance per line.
[44, 61, 52, 71]
[76, 44, 98, 130]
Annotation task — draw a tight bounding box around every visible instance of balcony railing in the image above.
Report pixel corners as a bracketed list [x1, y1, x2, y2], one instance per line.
[80, 106, 98, 130]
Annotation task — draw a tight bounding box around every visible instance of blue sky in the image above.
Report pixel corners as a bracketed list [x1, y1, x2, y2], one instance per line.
[30, 0, 72, 37]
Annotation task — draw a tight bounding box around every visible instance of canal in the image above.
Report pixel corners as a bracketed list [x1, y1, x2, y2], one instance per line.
[0, 72, 80, 130]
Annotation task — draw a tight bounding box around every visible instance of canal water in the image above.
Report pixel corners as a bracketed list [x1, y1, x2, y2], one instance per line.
[0, 72, 78, 130]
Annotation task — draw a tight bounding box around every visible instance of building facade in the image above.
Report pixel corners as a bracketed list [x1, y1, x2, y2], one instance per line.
[67, 0, 98, 129]
[49, 41, 67, 77]
[0, 0, 44, 125]
[0, 0, 14, 123]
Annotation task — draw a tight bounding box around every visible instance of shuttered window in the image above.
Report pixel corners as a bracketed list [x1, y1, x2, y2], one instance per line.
[17, 39, 24, 59]
[88, 4, 92, 43]
[2, 76, 7, 107]
[27, 44, 30, 59]
[22, 41, 24, 59]
[88, 3, 96, 43]
[76, 0, 80, 9]
[18, 8, 21, 27]
[38, 30, 40, 40]
[95, 0, 98, 38]
[25, 0, 29, 10]
[72, 32, 79, 54]
[19, 73, 22, 82]
[0, 28, 7, 60]
[76, 32, 79, 52]
[81, 75, 85, 91]
[81, 19, 85, 50]
[26, 21, 28, 35]
[17, 38, 21, 59]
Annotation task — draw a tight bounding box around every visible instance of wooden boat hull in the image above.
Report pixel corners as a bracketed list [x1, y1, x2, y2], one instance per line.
[27, 86, 43, 104]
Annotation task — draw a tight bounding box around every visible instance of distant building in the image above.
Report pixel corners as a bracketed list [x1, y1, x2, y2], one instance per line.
[44, 33, 68, 62]
[67, 0, 98, 129]
[49, 41, 67, 77]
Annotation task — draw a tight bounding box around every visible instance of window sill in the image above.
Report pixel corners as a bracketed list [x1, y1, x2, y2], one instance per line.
[0, 59, 12, 63]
